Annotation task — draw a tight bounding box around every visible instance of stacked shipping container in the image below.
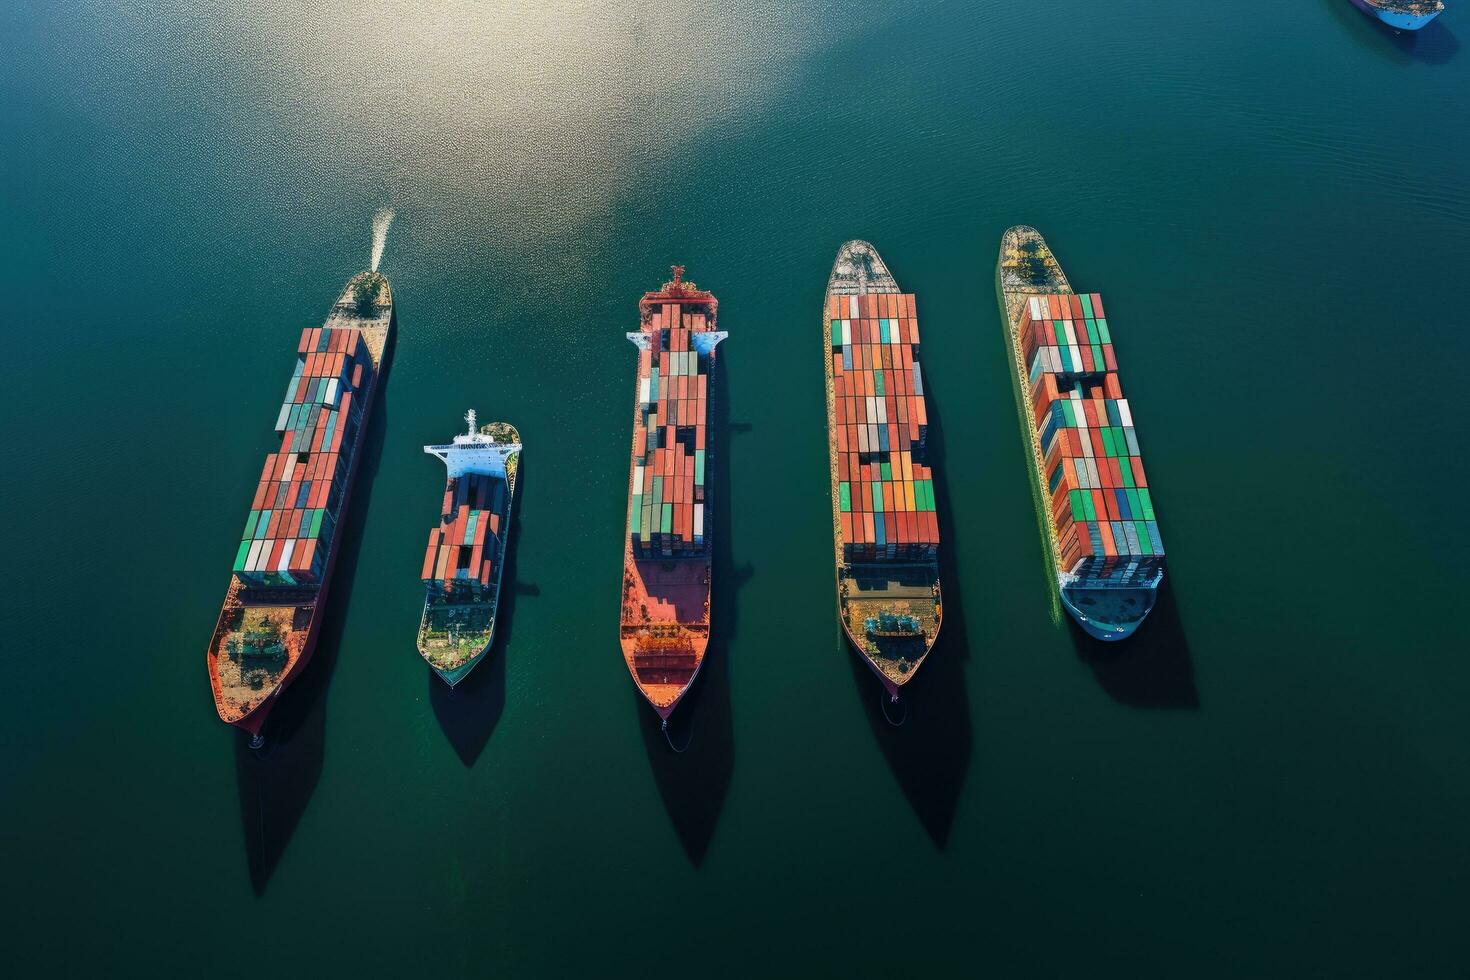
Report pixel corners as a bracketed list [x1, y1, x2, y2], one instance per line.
[420, 473, 506, 596]
[231, 325, 371, 587]
[827, 291, 939, 562]
[628, 302, 712, 558]
[1020, 293, 1163, 586]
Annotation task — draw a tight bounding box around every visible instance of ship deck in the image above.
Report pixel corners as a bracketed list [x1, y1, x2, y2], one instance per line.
[837, 563, 941, 688]
[417, 595, 495, 671]
[621, 556, 711, 624]
[207, 579, 314, 724]
[620, 554, 710, 714]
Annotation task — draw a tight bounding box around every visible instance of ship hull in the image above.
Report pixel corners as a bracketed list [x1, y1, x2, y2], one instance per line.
[207, 273, 393, 737]
[996, 226, 1161, 641]
[1348, 0, 1442, 30]
[823, 241, 943, 697]
[618, 269, 721, 722]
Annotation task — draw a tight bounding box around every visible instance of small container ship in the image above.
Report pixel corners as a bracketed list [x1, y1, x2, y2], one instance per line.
[418, 411, 521, 686]
[996, 226, 1164, 641]
[823, 241, 942, 705]
[206, 271, 394, 744]
[1348, 0, 1444, 31]
[619, 267, 726, 726]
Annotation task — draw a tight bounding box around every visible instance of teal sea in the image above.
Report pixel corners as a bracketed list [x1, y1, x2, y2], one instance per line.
[3, 1, 1467, 975]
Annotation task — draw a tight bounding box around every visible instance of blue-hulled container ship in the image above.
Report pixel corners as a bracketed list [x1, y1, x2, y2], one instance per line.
[997, 226, 1164, 642]
[1349, 0, 1444, 30]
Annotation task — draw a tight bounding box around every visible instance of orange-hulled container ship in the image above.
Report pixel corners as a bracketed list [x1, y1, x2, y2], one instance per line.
[619, 267, 726, 725]
[206, 271, 394, 745]
[823, 241, 942, 705]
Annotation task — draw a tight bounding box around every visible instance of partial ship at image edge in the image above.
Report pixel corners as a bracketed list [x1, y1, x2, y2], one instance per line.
[823, 240, 942, 701]
[619, 267, 725, 724]
[1348, 0, 1445, 31]
[206, 271, 395, 741]
[417, 411, 521, 687]
[996, 225, 1164, 641]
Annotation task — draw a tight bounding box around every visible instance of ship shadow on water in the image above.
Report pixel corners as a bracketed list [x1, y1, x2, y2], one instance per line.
[429, 460, 531, 766]
[637, 356, 742, 867]
[847, 383, 972, 850]
[1066, 577, 1199, 709]
[1326, 0, 1460, 65]
[235, 312, 394, 896]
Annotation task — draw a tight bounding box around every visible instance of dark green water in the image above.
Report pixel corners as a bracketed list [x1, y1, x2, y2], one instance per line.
[3, 1, 1468, 975]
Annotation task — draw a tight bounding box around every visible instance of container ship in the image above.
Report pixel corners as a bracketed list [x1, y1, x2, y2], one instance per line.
[823, 241, 942, 704]
[620, 267, 726, 726]
[206, 272, 393, 744]
[417, 411, 521, 686]
[996, 226, 1163, 641]
[1348, 0, 1444, 30]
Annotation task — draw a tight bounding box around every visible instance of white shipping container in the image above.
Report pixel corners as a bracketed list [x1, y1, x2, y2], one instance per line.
[279, 539, 295, 572]
[694, 504, 704, 538]
[1118, 399, 1133, 428]
[250, 539, 271, 572]
[246, 538, 264, 571]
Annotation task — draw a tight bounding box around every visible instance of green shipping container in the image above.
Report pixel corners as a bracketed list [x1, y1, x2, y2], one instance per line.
[1138, 488, 1156, 521]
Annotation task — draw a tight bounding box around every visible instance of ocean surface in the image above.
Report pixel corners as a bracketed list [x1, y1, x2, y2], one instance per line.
[3, 1, 1467, 975]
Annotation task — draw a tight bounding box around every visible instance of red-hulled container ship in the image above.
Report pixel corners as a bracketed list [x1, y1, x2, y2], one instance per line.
[619, 267, 726, 726]
[823, 241, 943, 705]
[206, 271, 394, 744]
